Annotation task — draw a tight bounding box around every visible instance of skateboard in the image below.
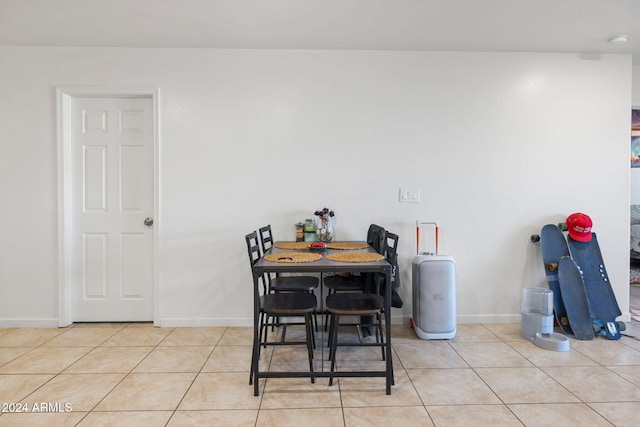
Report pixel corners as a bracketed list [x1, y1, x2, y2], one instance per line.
[567, 233, 626, 340]
[533, 224, 573, 336]
[557, 256, 595, 340]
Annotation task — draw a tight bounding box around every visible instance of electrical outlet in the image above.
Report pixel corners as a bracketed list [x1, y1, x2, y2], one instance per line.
[399, 188, 420, 203]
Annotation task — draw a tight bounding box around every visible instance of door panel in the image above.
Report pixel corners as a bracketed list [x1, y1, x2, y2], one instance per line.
[83, 233, 108, 299]
[83, 146, 107, 211]
[120, 232, 146, 298]
[120, 145, 145, 211]
[71, 96, 154, 321]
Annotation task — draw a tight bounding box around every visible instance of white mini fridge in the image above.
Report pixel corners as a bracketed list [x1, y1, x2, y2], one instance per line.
[412, 255, 456, 339]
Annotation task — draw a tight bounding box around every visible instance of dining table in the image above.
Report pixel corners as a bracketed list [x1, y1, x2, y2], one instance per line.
[251, 241, 394, 396]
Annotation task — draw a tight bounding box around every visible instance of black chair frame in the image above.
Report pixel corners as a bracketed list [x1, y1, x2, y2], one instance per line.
[245, 231, 316, 386]
[325, 231, 399, 385]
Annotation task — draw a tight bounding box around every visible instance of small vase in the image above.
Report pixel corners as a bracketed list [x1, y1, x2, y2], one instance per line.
[317, 217, 334, 242]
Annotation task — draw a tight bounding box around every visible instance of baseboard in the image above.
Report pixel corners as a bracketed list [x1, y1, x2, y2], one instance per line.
[456, 314, 521, 324]
[0, 315, 519, 329]
[0, 318, 60, 328]
[157, 317, 254, 327]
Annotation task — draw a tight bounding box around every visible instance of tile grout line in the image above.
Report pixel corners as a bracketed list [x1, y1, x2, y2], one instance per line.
[72, 322, 175, 423]
[164, 326, 229, 427]
[9, 323, 131, 419]
[2, 323, 640, 425]
[75, 322, 156, 424]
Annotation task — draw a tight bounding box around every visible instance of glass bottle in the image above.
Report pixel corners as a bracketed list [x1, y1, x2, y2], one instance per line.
[303, 219, 317, 242]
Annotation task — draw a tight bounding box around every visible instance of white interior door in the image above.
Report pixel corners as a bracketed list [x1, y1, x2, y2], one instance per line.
[70, 96, 154, 321]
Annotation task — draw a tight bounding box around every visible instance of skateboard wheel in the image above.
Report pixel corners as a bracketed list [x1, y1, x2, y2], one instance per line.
[557, 222, 568, 231]
[592, 323, 602, 334]
[547, 262, 559, 272]
[530, 234, 540, 243]
[617, 321, 626, 332]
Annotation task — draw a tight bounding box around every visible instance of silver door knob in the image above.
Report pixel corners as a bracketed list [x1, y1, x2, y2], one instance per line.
[144, 217, 154, 227]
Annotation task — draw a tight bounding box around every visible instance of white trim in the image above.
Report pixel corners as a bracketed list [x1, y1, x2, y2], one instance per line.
[0, 319, 59, 328]
[56, 89, 72, 327]
[456, 314, 521, 324]
[158, 318, 254, 328]
[56, 86, 161, 327]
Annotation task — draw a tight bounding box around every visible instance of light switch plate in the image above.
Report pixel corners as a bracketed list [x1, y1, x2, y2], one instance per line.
[399, 188, 420, 203]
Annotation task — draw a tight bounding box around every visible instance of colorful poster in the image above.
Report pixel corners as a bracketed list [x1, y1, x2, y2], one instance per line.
[632, 109, 640, 168]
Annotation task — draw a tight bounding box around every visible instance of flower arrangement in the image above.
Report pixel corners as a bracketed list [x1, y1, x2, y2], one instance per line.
[314, 207, 335, 242]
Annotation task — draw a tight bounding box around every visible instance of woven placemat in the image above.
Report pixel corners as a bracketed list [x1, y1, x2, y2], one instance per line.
[264, 252, 323, 263]
[274, 242, 310, 250]
[326, 242, 369, 250]
[326, 252, 384, 263]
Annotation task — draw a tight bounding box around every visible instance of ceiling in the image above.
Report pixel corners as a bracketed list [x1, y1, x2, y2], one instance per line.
[1, 0, 639, 64]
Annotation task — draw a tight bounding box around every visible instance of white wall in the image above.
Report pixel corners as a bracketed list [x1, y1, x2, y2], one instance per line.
[0, 47, 632, 327]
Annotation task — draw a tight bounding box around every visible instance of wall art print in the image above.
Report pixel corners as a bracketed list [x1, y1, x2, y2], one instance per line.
[632, 109, 640, 168]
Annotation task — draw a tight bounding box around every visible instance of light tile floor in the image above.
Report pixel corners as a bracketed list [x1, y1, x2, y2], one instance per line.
[1, 321, 640, 426]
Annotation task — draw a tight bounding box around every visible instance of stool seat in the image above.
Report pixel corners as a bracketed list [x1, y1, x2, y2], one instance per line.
[326, 293, 383, 316]
[260, 293, 317, 315]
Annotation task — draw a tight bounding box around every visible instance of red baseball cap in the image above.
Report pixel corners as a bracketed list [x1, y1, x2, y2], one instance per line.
[566, 213, 592, 242]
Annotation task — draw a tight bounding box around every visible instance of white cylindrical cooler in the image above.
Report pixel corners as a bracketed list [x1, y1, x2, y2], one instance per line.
[412, 255, 456, 339]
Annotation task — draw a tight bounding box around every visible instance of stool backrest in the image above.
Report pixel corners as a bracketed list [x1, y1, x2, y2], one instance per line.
[367, 224, 386, 254]
[258, 224, 274, 253]
[245, 231, 268, 295]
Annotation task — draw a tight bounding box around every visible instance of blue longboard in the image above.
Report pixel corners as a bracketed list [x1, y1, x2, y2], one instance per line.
[567, 233, 625, 340]
[557, 257, 595, 340]
[538, 224, 573, 336]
